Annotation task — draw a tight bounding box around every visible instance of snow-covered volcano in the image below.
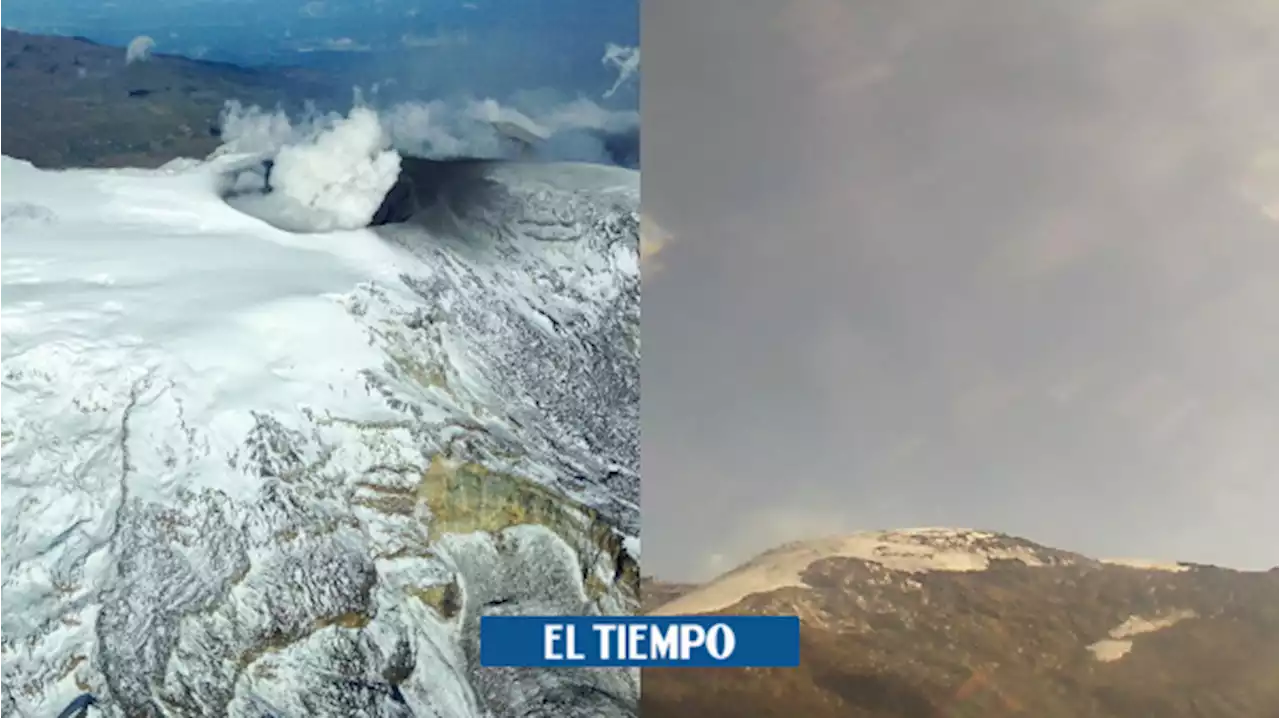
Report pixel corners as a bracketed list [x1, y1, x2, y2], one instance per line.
[0, 149, 640, 717]
[642, 530, 1277, 718]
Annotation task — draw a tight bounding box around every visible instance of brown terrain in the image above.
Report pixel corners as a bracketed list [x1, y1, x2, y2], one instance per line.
[2, 29, 338, 169]
[639, 577, 697, 613]
[641, 529, 1279, 718]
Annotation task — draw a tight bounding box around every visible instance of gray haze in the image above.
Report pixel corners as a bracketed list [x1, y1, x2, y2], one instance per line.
[641, 0, 1277, 581]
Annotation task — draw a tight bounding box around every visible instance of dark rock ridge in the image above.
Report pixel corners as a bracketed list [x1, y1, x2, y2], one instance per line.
[370, 158, 503, 227]
[642, 529, 1278, 718]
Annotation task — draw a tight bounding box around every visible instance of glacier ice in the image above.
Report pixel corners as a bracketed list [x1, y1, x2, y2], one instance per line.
[0, 153, 639, 718]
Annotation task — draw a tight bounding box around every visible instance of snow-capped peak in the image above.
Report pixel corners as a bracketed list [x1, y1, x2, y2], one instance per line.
[1, 151, 639, 717]
[652, 528, 1061, 616]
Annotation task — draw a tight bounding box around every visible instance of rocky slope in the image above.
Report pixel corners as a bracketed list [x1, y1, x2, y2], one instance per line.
[642, 529, 1278, 718]
[639, 578, 695, 614]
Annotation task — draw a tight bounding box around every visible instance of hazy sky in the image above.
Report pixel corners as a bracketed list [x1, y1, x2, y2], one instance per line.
[3, 0, 638, 102]
[641, 0, 1277, 581]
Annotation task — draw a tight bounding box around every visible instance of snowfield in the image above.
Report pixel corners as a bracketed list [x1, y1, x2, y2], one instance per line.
[651, 528, 1084, 616]
[0, 150, 640, 718]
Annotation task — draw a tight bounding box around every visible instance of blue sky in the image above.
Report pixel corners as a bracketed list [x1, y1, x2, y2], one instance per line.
[3, 0, 638, 102]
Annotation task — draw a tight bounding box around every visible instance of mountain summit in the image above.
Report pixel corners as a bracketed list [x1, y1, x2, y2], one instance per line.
[1, 152, 640, 717]
[643, 529, 1278, 718]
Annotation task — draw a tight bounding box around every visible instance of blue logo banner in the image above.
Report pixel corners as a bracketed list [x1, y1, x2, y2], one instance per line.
[479, 615, 801, 668]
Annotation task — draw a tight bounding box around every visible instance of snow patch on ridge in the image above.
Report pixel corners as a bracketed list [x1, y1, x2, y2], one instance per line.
[652, 528, 1057, 616]
[1099, 558, 1189, 573]
[1087, 610, 1198, 662]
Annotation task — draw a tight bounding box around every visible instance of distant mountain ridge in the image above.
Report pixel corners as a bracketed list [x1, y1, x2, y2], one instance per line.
[642, 528, 1278, 718]
[1, 29, 337, 169]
